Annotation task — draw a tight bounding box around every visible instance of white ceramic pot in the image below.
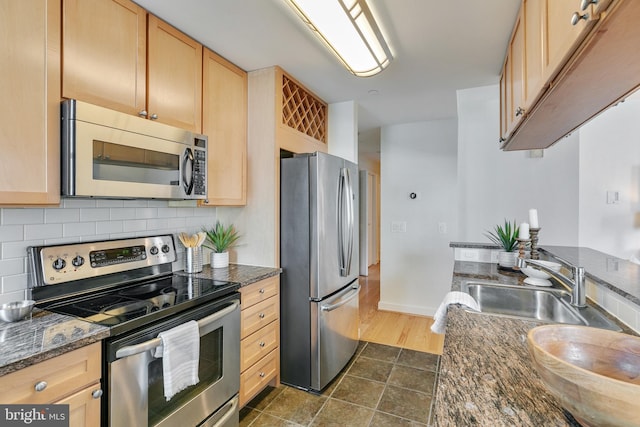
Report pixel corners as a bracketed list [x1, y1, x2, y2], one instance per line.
[498, 251, 518, 268]
[211, 251, 229, 269]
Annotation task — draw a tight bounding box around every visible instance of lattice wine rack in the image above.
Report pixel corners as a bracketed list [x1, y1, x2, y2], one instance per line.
[281, 75, 327, 143]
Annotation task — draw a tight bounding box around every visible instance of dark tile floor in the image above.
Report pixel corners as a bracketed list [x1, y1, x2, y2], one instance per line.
[240, 342, 440, 427]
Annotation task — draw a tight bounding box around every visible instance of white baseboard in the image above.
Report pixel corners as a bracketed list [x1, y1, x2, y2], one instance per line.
[377, 301, 437, 317]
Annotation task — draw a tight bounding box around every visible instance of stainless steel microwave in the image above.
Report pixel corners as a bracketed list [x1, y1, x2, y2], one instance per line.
[61, 99, 207, 200]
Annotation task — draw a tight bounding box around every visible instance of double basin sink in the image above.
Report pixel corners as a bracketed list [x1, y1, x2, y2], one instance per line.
[460, 281, 621, 331]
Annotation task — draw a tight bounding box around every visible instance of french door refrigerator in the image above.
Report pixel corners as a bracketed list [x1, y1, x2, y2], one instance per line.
[280, 151, 360, 392]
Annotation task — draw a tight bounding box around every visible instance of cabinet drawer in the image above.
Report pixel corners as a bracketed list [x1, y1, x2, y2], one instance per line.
[56, 382, 102, 427]
[241, 295, 279, 338]
[0, 342, 101, 404]
[240, 276, 279, 309]
[239, 349, 278, 407]
[241, 320, 279, 372]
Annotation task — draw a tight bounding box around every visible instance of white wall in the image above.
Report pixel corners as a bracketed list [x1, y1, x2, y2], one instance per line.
[328, 101, 358, 163]
[578, 94, 640, 259]
[457, 85, 580, 246]
[0, 200, 216, 304]
[379, 120, 458, 316]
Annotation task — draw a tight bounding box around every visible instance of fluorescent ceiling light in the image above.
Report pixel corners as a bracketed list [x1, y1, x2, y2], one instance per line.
[285, 0, 393, 77]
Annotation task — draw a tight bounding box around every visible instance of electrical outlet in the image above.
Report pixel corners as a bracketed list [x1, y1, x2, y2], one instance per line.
[438, 222, 447, 234]
[391, 221, 407, 233]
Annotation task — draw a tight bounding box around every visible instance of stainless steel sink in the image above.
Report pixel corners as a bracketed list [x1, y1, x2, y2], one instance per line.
[460, 281, 621, 331]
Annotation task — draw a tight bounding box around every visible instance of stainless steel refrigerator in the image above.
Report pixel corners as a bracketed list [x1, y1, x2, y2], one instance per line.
[280, 151, 360, 392]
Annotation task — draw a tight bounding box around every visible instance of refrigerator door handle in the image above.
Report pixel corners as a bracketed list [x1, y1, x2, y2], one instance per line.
[320, 284, 360, 312]
[338, 167, 355, 277]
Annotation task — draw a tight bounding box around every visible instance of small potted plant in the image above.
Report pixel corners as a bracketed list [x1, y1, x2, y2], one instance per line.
[202, 221, 241, 268]
[485, 219, 520, 268]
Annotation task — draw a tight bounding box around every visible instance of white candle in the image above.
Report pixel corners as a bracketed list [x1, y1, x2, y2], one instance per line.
[519, 223, 530, 239]
[529, 209, 539, 228]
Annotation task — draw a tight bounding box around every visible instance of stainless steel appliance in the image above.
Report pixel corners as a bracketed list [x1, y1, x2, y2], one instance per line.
[28, 235, 240, 427]
[280, 152, 360, 392]
[61, 99, 208, 200]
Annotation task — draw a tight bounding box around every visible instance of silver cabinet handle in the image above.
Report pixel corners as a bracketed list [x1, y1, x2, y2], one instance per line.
[571, 11, 589, 25]
[258, 313, 265, 319]
[259, 288, 265, 294]
[580, 0, 597, 11]
[34, 381, 47, 392]
[321, 284, 360, 312]
[259, 341, 266, 347]
[150, 113, 158, 120]
[515, 107, 524, 117]
[92, 389, 103, 399]
[138, 110, 148, 117]
[259, 372, 265, 378]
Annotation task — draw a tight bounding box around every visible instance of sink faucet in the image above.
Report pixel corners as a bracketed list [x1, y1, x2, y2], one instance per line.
[516, 257, 586, 307]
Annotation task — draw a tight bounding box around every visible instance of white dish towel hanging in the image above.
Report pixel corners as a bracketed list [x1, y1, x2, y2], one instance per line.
[154, 320, 200, 401]
[430, 291, 480, 335]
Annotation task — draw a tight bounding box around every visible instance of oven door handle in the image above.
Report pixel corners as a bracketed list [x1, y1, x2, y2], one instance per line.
[115, 300, 240, 359]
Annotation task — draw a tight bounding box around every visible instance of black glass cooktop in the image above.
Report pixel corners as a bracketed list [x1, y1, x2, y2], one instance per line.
[40, 274, 239, 335]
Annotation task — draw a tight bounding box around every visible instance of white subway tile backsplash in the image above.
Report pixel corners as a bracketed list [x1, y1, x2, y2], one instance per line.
[63, 222, 96, 237]
[2, 209, 44, 225]
[123, 219, 147, 232]
[96, 221, 124, 234]
[110, 208, 137, 220]
[62, 198, 97, 208]
[0, 258, 24, 276]
[25, 223, 63, 240]
[0, 225, 23, 241]
[135, 208, 158, 219]
[0, 202, 216, 299]
[80, 208, 110, 222]
[96, 199, 124, 208]
[45, 208, 80, 223]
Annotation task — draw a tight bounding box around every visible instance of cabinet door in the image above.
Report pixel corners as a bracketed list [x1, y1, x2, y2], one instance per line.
[507, 8, 526, 135]
[0, 0, 60, 205]
[55, 383, 102, 427]
[201, 48, 247, 206]
[524, 0, 545, 107]
[62, 0, 147, 116]
[147, 15, 202, 132]
[544, 0, 593, 82]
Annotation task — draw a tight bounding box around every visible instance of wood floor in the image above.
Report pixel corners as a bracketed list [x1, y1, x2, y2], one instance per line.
[359, 264, 444, 354]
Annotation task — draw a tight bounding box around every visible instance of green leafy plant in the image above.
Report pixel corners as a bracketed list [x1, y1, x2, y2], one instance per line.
[484, 220, 520, 252]
[202, 221, 241, 253]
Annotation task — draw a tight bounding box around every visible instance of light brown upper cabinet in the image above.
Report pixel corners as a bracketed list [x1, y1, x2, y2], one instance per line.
[0, 0, 61, 205]
[200, 49, 248, 206]
[505, 8, 526, 137]
[500, 0, 640, 150]
[63, 0, 202, 132]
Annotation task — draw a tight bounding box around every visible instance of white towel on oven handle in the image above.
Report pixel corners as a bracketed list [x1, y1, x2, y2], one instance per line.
[430, 291, 480, 335]
[153, 320, 200, 401]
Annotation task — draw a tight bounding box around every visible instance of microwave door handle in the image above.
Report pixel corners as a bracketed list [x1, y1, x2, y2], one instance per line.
[115, 300, 240, 359]
[182, 148, 195, 195]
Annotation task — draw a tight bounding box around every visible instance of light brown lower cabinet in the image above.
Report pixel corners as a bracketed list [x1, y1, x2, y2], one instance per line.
[239, 276, 280, 407]
[0, 342, 102, 426]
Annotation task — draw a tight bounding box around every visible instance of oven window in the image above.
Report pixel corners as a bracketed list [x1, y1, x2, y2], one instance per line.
[92, 140, 180, 186]
[148, 327, 223, 425]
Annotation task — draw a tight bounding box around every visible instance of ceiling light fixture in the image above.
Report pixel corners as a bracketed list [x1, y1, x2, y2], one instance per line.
[285, 0, 393, 77]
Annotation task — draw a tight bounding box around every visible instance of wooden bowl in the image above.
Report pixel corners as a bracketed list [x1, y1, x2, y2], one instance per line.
[527, 325, 640, 427]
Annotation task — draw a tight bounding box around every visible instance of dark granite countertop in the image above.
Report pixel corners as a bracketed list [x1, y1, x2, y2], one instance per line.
[175, 263, 282, 287]
[0, 309, 109, 377]
[1, 263, 280, 377]
[432, 261, 630, 427]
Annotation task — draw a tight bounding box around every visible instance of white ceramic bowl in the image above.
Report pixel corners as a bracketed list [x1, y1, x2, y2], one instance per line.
[521, 260, 562, 280]
[0, 300, 35, 322]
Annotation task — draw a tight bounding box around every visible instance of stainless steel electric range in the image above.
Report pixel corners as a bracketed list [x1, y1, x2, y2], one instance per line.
[28, 235, 240, 427]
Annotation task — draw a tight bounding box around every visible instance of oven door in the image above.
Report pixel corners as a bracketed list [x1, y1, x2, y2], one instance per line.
[107, 293, 240, 427]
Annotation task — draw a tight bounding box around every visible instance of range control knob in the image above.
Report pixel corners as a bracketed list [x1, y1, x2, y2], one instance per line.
[52, 258, 66, 270]
[150, 246, 159, 255]
[161, 244, 170, 253]
[72, 255, 85, 267]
